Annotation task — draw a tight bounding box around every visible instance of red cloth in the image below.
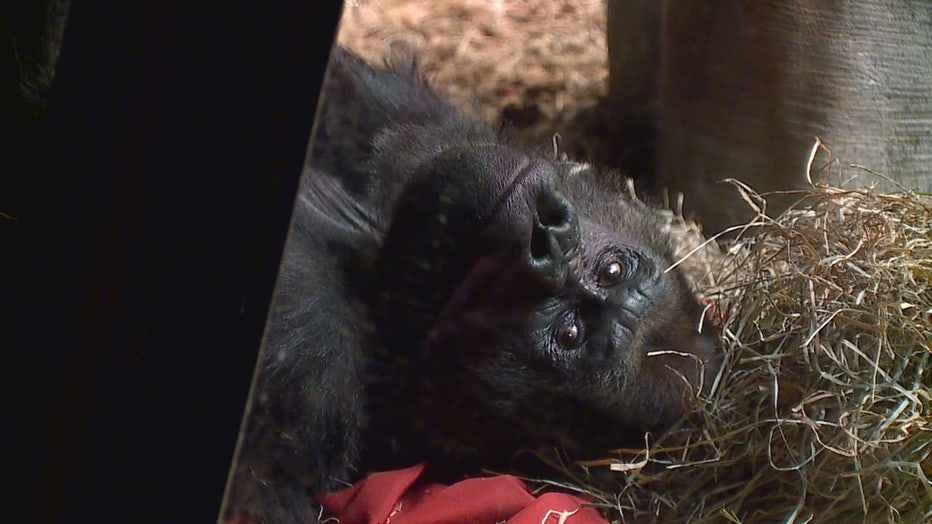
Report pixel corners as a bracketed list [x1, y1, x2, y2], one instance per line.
[317, 463, 609, 524]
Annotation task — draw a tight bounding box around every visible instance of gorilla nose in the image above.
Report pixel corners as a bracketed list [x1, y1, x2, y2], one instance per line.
[528, 187, 579, 282]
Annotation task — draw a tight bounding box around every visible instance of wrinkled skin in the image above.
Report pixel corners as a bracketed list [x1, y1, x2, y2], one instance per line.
[224, 47, 719, 523]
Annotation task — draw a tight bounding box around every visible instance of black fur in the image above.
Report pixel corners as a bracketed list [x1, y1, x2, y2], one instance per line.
[224, 47, 719, 523]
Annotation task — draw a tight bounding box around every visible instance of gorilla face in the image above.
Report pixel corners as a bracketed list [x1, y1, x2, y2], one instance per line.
[370, 146, 719, 468]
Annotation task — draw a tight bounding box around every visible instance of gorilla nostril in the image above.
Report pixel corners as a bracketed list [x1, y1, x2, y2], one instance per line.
[531, 224, 550, 260]
[536, 190, 573, 230]
[530, 223, 551, 261]
[528, 188, 580, 282]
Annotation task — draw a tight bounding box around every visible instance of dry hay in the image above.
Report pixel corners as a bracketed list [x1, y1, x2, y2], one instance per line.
[336, 0, 607, 147]
[561, 158, 932, 523]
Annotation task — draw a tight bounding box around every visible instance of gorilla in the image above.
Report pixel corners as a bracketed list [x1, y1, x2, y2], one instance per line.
[223, 47, 720, 523]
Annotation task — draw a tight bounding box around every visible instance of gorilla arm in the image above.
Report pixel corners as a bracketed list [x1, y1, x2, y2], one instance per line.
[224, 168, 379, 523]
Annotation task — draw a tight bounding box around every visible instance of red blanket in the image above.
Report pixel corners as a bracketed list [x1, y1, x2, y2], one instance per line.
[317, 463, 609, 524]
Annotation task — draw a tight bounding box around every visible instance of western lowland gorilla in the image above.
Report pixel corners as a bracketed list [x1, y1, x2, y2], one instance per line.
[223, 47, 720, 523]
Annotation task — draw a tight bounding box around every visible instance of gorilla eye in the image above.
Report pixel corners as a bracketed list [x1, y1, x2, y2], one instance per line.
[597, 254, 635, 287]
[596, 249, 646, 287]
[599, 260, 624, 285]
[555, 312, 584, 350]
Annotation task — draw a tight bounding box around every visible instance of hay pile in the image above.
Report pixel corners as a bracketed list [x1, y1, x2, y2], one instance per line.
[568, 175, 932, 523]
[337, 0, 607, 148]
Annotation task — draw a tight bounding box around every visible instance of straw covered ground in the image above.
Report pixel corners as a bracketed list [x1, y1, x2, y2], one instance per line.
[337, 0, 609, 160]
[335, 2, 932, 521]
[560, 152, 932, 523]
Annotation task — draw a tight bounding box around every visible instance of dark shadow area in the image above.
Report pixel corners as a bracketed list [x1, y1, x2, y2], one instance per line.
[558, 100, 657, 194]
[4, 2, 341, 521]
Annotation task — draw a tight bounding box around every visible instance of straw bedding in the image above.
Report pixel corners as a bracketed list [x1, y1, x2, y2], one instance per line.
[567, 158, 932, 523]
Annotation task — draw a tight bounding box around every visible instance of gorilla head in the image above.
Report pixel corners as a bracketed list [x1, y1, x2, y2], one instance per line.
[225, 47, 720, 522]
[366, 126, 719, 471]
